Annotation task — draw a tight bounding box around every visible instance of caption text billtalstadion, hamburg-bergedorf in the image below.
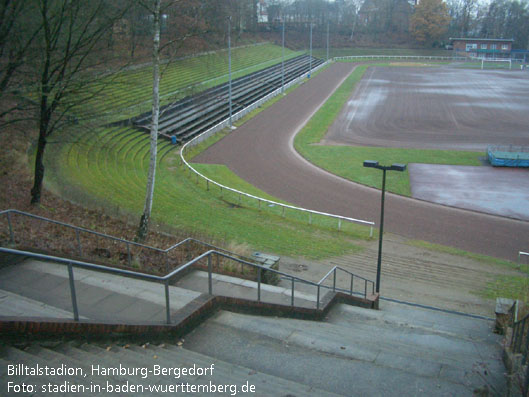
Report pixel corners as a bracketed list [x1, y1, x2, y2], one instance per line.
[6, 363, 257, 394]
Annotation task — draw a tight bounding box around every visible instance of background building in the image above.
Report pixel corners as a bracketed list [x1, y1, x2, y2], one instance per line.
[450, 38, 514, 58]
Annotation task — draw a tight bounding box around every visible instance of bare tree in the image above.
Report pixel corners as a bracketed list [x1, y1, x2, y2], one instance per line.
[136, 0, 203, 241]
[137, 0, 161, 241]
[0, 0, 41, 121]
[29, 0, 126, 204]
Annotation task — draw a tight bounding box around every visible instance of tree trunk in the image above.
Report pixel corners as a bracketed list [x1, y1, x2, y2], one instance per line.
[137, 0, 161, 242]
[30, 131, 47, 204]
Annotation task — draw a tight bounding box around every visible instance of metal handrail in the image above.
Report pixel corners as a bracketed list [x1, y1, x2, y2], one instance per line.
[319, 264, 375, 301]
[511, 311, 529, 365]
[1, 209, 165, 253]
[508, 299, 528, 368]
[0, 245, 376, 324]
[333, 55, 469, 62]
[1, 209, 256, 271]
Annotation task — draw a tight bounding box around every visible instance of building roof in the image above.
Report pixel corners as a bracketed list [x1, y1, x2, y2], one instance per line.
[449, 37, 514, 43]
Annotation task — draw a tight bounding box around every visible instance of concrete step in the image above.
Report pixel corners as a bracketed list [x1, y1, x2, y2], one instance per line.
[0, 288, 85, 319]
[0, 259, 201, 323]
[176, 270, 317, 308]
[2, 345, 93, 396]
[134, 343, 343, 396]
[327, 301, 500, 346]
[182, 307, 507, 396]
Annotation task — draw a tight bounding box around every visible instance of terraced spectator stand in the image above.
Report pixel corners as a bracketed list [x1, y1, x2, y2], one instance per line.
[251, 252, 280, 285]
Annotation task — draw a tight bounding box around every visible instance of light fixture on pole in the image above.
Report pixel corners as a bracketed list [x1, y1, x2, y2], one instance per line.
[363, 160, 407, 293]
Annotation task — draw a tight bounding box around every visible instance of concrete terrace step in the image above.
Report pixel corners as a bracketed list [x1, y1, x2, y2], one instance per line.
[176, 269, 317, 308]
[327, 301, 499, 346]
[0, 289, 86, 319]
[0, 259, 201, 324]
[1, 342, 342, 396]
[182, 305, 507, 396]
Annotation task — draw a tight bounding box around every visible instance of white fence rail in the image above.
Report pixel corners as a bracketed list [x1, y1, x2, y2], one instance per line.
[180, 58, 375, 234]
[334, 55, 468, 62]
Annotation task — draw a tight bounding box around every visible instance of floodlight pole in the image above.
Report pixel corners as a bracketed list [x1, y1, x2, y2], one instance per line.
[228, 16, 233, 128]
[326, 20, 329, 62]
[309, 22, 313, 77]
[281, 18, 285, 94]
[363, 161, 407, 293]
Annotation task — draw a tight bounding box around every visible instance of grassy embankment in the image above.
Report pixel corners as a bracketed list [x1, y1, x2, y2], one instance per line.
[78, 44, 304, 123]
[47, 45, 372, 260]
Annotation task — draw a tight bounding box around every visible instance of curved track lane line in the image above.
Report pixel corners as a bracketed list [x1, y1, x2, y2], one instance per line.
[194, 62, 529, 262]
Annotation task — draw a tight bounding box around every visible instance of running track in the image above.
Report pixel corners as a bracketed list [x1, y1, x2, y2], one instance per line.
[195, 62, 529, 262]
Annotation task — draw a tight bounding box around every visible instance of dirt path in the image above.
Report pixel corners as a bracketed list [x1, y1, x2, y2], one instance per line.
[194, 62, 529, 262]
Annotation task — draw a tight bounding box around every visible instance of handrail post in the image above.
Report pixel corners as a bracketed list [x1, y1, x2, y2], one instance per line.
[332, 268, 336, 292]
[522, 317, 529, 365]
[364, 280, 367, 299]
[165, 281, 171, 324]
[165, 252, 170, 273]
[257, 268, 261, 302]
[75, 229, 82, 256]
[517, 320, 527, 352]
[317, 285, 320, 310]
[67, 263, 79, 322]
[350, 275, 354, 295]
[126, 242, 132, 267]
[208, 254, 213, 295]
[511, 322, 518, 348]
[6, 212, 14, 244]
[291, 277, 295, 306]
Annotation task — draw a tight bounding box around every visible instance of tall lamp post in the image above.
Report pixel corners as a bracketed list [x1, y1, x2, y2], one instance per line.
[363, 161, 406, 293]
[227, 16, 233, 128]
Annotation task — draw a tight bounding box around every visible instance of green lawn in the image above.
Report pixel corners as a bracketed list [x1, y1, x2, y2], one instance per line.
[46, 124, 372, 260]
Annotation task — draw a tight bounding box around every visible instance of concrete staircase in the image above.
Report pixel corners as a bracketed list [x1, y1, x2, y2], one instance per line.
[181, 304, 506, 396]
[0, 258, 508, 395]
